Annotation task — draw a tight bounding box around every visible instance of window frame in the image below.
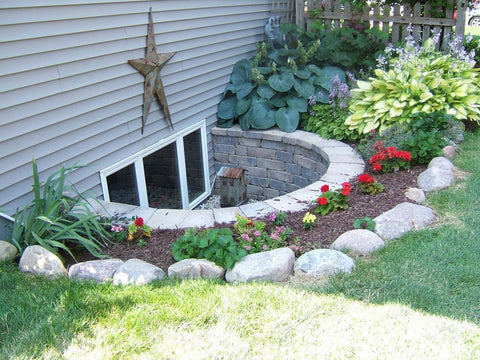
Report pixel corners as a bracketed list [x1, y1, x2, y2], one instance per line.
[100, 120, 210, 209]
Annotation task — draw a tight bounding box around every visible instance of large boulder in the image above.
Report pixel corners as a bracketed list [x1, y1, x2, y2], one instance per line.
[68, 259, 124, 283]
[417, 157, 455, 192]
[374, 202, 435, 240]
[225, 247, 295, 283]
[168, 258, 225, 280]
[113, 258, 166, 285]
[19, 245, 67, 279]
[0, 240, 17, 262]
[330, 229, 385, 256]
[294, 249, 354, 279]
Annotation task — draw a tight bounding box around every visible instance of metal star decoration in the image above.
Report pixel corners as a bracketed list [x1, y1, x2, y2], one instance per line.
[128, 8, 176, 133]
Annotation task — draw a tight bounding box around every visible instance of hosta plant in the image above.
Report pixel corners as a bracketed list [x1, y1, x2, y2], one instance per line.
[346, 34, 480, 134]
[217, 40, 346, 132]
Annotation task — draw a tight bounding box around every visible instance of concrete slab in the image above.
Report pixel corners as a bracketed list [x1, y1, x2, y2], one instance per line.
[264, 195, 309, 212]
[213, 207, 245, 225]
[321, 163, 364, 184]
[239, 201, 276, 219]
[148, 209, 190, 230]
[96, 201, 138, 218]
[178, 210, 215, 229]
[122, 206, 157, 223]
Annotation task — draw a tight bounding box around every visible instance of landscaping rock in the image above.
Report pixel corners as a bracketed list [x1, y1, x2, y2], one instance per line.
[428, 157, 455, 172]
[330, 229, 385, 256]
[168, 258, 225, 280]
[405, 187, 426, 203]
[0, 240, 17, 262]
[442, 145, 456, 159]
[19, 245, 67, 278]
[417, 166, 455, 192]
[294, 249, 354, 279]
[113, 258, 166, 285]
[68, 259, 124, 283]
[225, 247, 295, 283]
[374, 202, 435, 240]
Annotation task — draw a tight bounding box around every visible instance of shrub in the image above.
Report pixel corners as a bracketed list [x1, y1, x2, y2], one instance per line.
[171, 227, 247, 269]
[9, 159, 110, 260]
[346, 34, 480, 134]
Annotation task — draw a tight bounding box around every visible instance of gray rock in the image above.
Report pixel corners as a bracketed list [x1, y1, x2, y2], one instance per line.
[428, 157, 454, 172]
[113, 258, 166, 285]
[168, 258, 225, 280]
[225, 247, 295, 283]
[330, 229, 385, 255]
[294, 249, 354, 279]
[0, 240, 17, 262]
[442, 145, 456, 159]
[405, 187, 426, 203]
[19, 245, 67, 278]
[374, 202, 435, 240]
[417, 166, 455, 192]
[68, 259, 124, 283]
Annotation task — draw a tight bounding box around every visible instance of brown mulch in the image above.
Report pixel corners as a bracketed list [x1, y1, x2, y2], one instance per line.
[67, 165, 426, 272]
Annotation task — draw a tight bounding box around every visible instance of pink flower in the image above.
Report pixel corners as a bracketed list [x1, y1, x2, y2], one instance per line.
[269, 212, 277, 222]
[241, 234, 250, 241]
[254, 231, 261, 237]
[263, 245, 268, 251]
[244, 246, 251, 251]
[111, 225, 122, 232]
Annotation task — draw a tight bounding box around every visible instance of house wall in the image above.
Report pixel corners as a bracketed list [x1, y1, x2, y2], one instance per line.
[0, 0, 272, 216]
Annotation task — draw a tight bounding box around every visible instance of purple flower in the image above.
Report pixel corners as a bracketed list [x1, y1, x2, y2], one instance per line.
[269, 212, 277, 222]
[254, 230, 261, 237]
[241, 234, 250, 241]
[263, 245, 268, 251]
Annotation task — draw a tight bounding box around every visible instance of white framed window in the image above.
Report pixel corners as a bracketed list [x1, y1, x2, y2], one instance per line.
[100, 120, 210, 210]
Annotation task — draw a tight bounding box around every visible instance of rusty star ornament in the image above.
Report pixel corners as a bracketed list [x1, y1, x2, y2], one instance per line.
[128, 8, 176, 133]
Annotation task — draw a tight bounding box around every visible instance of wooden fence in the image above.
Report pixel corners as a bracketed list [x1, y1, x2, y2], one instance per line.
[272, 0, 467, 49]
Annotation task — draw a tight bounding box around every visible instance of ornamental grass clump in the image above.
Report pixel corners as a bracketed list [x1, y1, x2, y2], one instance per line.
[346, 27, 480, 134]
[314, 183, 351, 216]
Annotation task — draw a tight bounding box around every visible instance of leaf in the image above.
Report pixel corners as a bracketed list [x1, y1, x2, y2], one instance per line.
[286, 97, 308, 112]
[275, 107, 300, 132]
[268, 93, 287, 107]
[293, 79, 315, 99]
[250, 102, 276, 129]
[230, 59, 252, 84]
[236, 83, 256, 100]
[235, 97, 251, 116]
[217, 97, 237, 120]
[294, 69, 312, 80]
[257, 84, 276, 100]
[268, 72, 294, 92]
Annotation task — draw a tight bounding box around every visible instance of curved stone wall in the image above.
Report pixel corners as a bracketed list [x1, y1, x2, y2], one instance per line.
[95, 126, 365, 229]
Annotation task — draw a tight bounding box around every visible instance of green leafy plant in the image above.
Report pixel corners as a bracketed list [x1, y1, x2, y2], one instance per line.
[353, 216, 376, 232]
[269, 211, 287, 226]
[109, 224, 127, 243]
[9, 159, 110, 260]
[314, 183, 351, 216]
[346, 36, 480, 134]
[217, 41, 346, 132]
[137, 239, 148, 248]
[302, 212, 316, 230]
[171, 227, 247, 269]
[234, 213, 293, 253]
[127, 217, 152, 241]
[370, 141, 411, 173]
[357, 173, 384, 195]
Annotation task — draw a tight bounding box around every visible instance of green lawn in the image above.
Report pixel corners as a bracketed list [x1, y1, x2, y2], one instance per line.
[1, 130, 480, 359]
[466, 25, 480, 37]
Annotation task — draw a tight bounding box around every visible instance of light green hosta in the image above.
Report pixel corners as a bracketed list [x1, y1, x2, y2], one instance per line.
[346, 50, 480, 134]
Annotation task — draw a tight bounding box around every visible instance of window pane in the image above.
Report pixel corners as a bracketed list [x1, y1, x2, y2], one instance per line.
[144, 143, 181, 209]
[184, 129, 206, 204]
[106, 163, 139, 206]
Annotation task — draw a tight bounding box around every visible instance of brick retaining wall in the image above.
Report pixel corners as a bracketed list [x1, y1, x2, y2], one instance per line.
[212, 125, 329, 201]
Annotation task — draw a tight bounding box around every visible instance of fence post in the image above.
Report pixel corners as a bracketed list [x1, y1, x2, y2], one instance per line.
[296, 0, 304, 28]
[456, 0, 467, 39]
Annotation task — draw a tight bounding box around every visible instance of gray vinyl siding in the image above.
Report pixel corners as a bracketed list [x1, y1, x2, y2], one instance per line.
[0, 0, 271, 214]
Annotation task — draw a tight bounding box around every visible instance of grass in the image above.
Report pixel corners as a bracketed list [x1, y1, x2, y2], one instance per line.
[466, 26, 480, 37]
[1, 130, 480, 359]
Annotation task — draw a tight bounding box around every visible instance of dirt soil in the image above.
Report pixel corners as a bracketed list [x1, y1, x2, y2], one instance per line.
[68, 165, 426, 272]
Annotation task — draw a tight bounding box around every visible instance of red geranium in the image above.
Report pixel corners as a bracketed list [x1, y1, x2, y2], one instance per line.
[321, 184, 330, 192]
[358, 173, 374, 183]
[134, 217, 144, 227]
[318, 197, 328, 205]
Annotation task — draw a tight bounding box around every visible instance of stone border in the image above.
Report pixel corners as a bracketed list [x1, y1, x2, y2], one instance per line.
[93, 127, 365, 229]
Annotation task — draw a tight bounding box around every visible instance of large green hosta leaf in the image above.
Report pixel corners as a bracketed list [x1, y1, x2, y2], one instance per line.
[275, 107, 300, 132]
[314, 66, 346, 90]
[286, 97, 308, 112]
[218, 97, 236, 120]
[250, 102, 276, 129]
[257, 84, 276, 99]
[293, 78, 315, 99]
[268, 72, 295, 92]
[231, 59, 252, 84]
